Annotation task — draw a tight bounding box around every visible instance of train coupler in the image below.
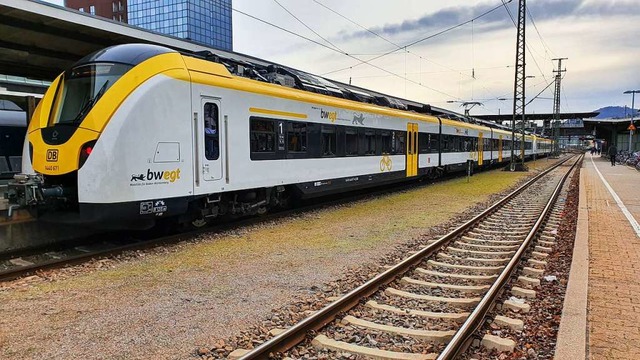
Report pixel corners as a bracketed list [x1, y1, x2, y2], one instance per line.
[4, 174, 45, 217]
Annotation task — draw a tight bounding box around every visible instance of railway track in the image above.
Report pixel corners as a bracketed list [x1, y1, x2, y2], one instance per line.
[232, 155, 581, 360]
[0, 160, 533, 283]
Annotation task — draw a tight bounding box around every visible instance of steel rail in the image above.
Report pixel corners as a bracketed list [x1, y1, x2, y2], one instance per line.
[239, 155, 573, 360]
[0, 232, 191, 282]
[437, 154, 583, 359]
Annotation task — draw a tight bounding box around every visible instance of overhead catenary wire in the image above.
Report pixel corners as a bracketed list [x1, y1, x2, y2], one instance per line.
[321, 1, 512, 77]
[231, 6, 460, 99]
[500, 0, 551, 85]
[312, 0, 471, 78]
[525, 79, 555, 106]
[526, 5, 556, 60]
[311, 0, 507, 101]
[272, 0, 345, 53]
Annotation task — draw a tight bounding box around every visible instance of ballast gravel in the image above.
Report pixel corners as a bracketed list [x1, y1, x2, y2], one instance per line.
[0, 160, 559, 360]
[460, 163, 580, 360]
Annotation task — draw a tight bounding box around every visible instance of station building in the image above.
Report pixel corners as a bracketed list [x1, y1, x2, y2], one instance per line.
[65, 0, 128, 22]
[128, 0, 232, 51]
[65, 0, 233, 51]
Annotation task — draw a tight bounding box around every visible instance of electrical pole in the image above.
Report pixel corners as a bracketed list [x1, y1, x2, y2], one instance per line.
[510, 0, 527, 171]
[624, 90, 639, 152]
[552, 58, 567, 156]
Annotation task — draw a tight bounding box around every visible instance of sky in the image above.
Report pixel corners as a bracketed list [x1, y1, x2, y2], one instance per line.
[44, 0, 640, 116]
[230, 0, 640, 116]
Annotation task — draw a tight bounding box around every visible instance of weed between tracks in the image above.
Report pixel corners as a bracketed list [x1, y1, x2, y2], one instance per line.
[4, 165, 538, 298]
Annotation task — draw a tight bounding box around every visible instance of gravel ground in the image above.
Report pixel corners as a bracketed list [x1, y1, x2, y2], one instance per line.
[0, 159, 556, 360]
[461, 162, 580, 360]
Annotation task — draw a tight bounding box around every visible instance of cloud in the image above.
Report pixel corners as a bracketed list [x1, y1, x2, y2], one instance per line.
[340, 0, 637, 42]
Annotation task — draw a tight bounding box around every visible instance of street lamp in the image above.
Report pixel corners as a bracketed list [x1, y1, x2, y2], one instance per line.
[496, 98, 507, 116]
[624, 90, 640, 152]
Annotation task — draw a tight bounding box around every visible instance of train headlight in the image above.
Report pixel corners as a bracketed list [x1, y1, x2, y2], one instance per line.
[79, 140, 96, 169]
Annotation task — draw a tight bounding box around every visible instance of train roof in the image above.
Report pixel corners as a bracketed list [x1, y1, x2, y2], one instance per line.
[188, 50, 549, 139]
[77, 44, 549, 139]
[179, 46, 516, 131]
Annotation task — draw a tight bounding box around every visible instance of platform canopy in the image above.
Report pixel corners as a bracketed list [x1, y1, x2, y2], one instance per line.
[0, 0, 257, 80]
[474, 112, 600, 122]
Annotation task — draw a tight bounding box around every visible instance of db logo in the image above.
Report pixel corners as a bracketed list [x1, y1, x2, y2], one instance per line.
[46, 149, 59, 162]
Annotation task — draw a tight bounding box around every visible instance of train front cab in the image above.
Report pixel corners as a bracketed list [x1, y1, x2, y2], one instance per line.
[6, 44, 193, 228]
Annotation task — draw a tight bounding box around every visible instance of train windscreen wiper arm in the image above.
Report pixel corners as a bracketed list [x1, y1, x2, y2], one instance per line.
[72, 80, 110, 124]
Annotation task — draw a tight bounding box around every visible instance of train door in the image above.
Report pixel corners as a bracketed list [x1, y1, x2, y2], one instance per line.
[199, 97, 223, 181]
[498, 135, 503, 162]
[478, 132, 484, 166]
[406, 123, 418, 177]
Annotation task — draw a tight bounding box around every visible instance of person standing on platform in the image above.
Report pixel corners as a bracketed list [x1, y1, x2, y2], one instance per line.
[608, 144, 618, 166]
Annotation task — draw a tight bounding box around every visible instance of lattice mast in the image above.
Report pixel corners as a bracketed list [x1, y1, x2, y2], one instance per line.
[510, 0, 526, 170]
[552, 58, 567, 155]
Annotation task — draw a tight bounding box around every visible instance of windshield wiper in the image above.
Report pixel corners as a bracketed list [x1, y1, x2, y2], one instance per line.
[72, 80, 109, 124]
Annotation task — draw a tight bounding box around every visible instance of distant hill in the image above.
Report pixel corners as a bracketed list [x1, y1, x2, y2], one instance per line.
[594, 106, 639, 119]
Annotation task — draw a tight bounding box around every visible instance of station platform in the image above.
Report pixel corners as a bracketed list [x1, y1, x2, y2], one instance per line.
[556, 153, 640, 359]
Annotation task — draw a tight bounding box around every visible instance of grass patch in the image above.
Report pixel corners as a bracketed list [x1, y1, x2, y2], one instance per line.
[4, 160, 548, 298]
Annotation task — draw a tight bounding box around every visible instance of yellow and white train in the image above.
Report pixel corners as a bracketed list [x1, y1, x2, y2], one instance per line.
[7, 44, 552, 229]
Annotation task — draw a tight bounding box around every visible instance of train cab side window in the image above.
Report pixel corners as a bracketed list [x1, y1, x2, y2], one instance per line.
[288, 122, 307, 153]
[250, 119, 276, 153]
[321, 125, 336, 157]
[204, 103, 219, 160]
[345, 128, 358, 156]
[380, 131, 392, 154]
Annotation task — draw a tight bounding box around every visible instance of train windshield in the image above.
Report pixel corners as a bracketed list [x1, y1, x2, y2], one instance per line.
[49, 63, 132, 126]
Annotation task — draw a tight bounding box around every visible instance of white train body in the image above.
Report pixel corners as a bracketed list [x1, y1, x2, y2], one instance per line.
[11, 44, 551, 229]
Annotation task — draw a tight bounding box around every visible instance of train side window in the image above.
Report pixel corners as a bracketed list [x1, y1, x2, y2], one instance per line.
[451, 136, 459, 152]
[418, 132, 428, 154]
[288, 122, 307, 153]
[364, 129, 376, 155]
[345, 127, 358, 156]
[250, 118, 276, 153]
[204, 103, 219, 160]
[429, 134, 439, 153]
[392, 131, 405, 154]
[463, 138, 471, 152]
[321, 125, 336, 157]
[380, 131, 392, 154]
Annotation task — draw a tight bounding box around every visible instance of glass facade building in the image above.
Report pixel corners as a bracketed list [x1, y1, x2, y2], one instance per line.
[128, 0, 232, 51]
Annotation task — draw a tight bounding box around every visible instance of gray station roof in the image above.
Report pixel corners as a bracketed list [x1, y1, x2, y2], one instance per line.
[583, 117, 637, 124]
[474, 112, 600, 122]
[0, 0, 255, 80]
